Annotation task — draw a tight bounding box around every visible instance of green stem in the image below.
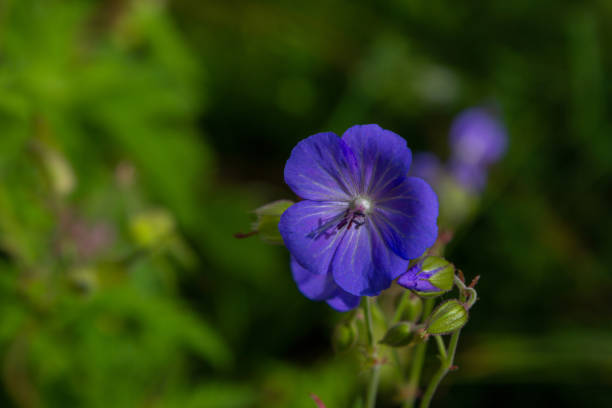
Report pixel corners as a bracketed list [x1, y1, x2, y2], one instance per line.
[419, 329, 461, 408]
[402, 298, 434, 408]
[417, 275, 477, 407]
[434, 336, 447, 361]
[363, 297, 379, 408]
[366, 364, 381, 408]
[390, 291, 411, 379]
[391, 291, 411, 324]
[363, 297, 375, 347]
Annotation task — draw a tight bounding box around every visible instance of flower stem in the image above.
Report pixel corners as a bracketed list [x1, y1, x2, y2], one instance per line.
[391, 291, 411, 324]
[434, 335, 447, 361]
[364, 297, 375, 347]
[402, 298, 434, 408]
[363, 297, 379, 408]
[419, 329, 461, 408]
[417, 274, 477, 407]
[366, 364, 381, 408]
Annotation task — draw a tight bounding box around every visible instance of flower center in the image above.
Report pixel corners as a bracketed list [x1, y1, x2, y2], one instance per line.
[333, 197, 372, 231]
[307, 197, 374, 240]
[350, 197, 372, 214]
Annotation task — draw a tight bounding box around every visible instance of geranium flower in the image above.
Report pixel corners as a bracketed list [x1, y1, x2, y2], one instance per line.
[279, 125, 439, 311]
[449, 107, 507, 167]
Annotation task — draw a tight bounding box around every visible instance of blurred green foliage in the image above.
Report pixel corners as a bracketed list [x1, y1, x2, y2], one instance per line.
[0, 0, 611, 407]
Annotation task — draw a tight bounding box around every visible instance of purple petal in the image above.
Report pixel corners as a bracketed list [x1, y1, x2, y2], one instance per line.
[373, 177, 438, 260]
[326, 290, 361, 312]
[284, 132, 360, 201]
[290, 257, 338, 300]
[279, 200, 348, 275]
[290, 257, 360, 311]
[331, 221, 410, 296]
[341, 124, 412, 197]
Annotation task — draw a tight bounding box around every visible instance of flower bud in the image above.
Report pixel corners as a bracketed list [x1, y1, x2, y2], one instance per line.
[425, 300, 468, 335]
[379, 322, 412, 347]
[332, 321, 357, 352]
[253, 200, 294, 244]
[35, 143, 76, 196]
[397, 256, 454, 298]
[129, 209, 175, 248]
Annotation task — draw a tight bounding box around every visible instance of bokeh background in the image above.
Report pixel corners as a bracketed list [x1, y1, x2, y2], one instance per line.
[1, 0, 611, 407]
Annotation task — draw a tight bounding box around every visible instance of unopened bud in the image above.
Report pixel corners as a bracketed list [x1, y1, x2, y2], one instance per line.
[129, 209, 175, 248]
[36, 144, 76, 196]
[397, 256, 454, 298]
[379, 322, 413, 347]
[253, 200, 294, 244]
[425, 300, 468, 335]
[332, 321, 357, 352]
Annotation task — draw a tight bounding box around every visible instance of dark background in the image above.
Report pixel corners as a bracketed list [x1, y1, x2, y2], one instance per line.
[0, 0, 611, 407]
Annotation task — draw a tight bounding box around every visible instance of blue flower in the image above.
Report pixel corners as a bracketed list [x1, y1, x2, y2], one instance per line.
[279, 125, 439, 311]
[448, 107, 507, 192]
[449, 107, 507, 167]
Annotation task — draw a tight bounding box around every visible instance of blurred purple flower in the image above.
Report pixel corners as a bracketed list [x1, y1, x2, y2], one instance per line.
[448, 160, 488, 192]
[279, 125, 439, 311]
[58, 210, 114, 260]
[408, 152, 444, 188]
[449, 107, 507, 167]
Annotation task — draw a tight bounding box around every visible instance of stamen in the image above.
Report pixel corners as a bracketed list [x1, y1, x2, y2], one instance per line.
[308, 199, 372, 239]
[307, 212, 346, 239]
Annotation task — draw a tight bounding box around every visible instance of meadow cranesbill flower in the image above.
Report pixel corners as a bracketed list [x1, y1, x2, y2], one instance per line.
[279, 125, 439, 311]
[448, 107, 507, 192]
[449, 107, 507, 167]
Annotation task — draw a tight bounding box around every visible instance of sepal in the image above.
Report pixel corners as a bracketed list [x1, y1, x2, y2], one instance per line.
[253, 200, 294, 244]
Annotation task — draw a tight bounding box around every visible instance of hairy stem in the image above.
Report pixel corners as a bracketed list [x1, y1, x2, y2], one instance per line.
[391, 291, 411, 324]
[434, 335, 447, 361]
[419, 329, 461, 408]
[366, 363, 381, 408]
[363, 297, 379, 408]
[402, 298, 434, 408]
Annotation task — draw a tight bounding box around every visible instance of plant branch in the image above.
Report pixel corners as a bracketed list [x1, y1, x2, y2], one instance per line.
[419, 329, 461, 408]
[363, 297, 379, 408]
[402, 298, 434, 408]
